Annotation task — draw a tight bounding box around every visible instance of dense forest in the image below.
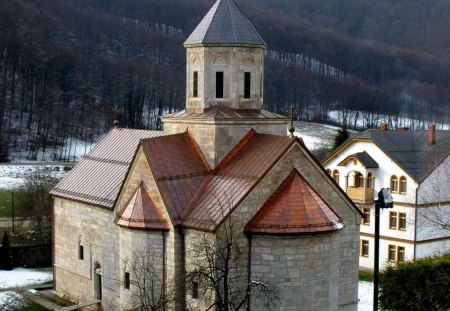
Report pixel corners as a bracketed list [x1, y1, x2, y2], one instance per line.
[0, 0, 449, 161]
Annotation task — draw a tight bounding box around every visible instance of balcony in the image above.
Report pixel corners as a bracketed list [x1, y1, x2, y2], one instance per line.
[346, 187, 374, 203]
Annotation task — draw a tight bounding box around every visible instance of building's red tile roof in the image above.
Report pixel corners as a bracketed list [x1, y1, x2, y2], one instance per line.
[115, 182, 169, 230]
[50, 128, 163, 209]
[182, 132, 295, 231]
[244, 169, 344, 234]
[141, 131, 211, 223]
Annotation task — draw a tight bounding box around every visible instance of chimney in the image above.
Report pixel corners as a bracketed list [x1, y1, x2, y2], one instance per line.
[428, 123, 436, 145]
[380, 123, 388, 131]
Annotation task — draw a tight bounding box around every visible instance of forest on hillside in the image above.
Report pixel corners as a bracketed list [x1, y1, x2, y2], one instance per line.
[1, 0, 449, 161]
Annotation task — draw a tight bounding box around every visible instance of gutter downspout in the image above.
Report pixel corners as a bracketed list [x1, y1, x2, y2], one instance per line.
[414, 185, 419, 259]
[162, 231, 166, 311]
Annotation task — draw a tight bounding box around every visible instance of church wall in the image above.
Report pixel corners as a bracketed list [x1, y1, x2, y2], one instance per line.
[53, 197, 120, 308]
[163, 120, 288, 168]
[186, 46, 264, 110]
[220, 143, 360, 310]
[250, 234, 340, 310]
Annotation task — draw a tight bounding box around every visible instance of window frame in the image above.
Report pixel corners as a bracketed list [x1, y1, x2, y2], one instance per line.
[361, 240, 369, 257]
[193, 71, 198, 98]
[390, 175, 399, 193]
[399, 176, 407, 194]
[389, 211, 398, 229]
[244, 72, 251, 99]
[216, 72, 224, 98]
[399, 212, 406, 231]
[362, 208, 371, 226]
[388, 244, 396, 262]
[397, 246, 405, 262]
[124, 272, 130, 290]
[333, 169, 340, 184]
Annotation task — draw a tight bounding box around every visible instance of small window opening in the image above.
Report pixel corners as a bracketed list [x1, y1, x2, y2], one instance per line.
[244, 72, 251, 99]
[125, 272, 130, 289]
[192, 281, 199, 299]
[193, 71, 198, 98]
[216, 72, 224, 98]
[79, 244, 84, 260]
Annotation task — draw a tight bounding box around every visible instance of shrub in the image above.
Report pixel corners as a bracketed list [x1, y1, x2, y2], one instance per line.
[379, 253, 450, 311]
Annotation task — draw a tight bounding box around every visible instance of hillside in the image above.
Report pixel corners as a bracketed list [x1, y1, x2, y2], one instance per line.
[0, 0, 449, 161]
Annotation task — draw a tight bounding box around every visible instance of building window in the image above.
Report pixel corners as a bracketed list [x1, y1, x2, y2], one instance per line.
[326, 169, 331, 175]
[389, 212, 398, 229]
[355, 172, 363, 188]
[399, 212, 406, 230]
[367, 172, 373, 188]
[216, 72, 224, 98]
[244, 72, 251, 99]
[388, 245, 396, 262]
[192, 281, 199, 299]
[361, 240, 369, 257]
[400, 176, 407, 194]
[193, 71, 198, 98]
[362, 208, 371, 225]
[390, 175, 399, 193]
[333, 170, 340, 184]
[397, 246, 405, 262]
[78, 244, 84, 260]
[124, 272, 130, 289]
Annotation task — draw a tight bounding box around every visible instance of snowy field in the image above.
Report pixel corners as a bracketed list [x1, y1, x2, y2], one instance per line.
[0, 267, 53, 309]
[0, 165, 70, 189]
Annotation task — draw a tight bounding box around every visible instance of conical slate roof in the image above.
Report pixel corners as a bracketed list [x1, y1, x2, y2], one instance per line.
[184, 0, 266, 46]
[245, 169, 344, 235]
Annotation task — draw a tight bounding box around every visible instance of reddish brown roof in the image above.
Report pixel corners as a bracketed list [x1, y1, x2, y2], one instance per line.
[244, 169, 344, 234]
[182, 132, 295, 231]
[50, 128, 163, 209]
[141, 131, 211, 223]
[162, 106, 288, 120]
[115, 182, 169, 230]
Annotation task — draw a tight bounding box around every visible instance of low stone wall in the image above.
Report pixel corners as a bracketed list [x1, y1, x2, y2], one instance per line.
[10, 244, 52, 267]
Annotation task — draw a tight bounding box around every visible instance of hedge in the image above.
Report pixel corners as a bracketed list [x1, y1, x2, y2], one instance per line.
[379, 252, 450, 310]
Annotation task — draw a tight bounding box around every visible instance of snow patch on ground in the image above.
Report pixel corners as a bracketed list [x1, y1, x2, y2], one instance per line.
[0, 165, 69, 189]
[358, 281, 373, 310]
[0, 267, 53, 289]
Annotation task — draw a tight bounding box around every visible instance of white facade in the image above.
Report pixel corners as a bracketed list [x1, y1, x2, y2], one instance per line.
[324, 138, 450, 270]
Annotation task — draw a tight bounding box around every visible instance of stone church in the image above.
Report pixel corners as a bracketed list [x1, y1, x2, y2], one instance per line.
[51, 0, 361, 310]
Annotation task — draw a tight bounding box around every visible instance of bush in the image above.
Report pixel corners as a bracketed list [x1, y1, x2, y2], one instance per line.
[379, 253, 450, 311]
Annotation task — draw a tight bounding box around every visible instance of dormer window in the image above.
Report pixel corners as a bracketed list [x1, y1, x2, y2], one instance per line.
[244, 72, 251, 99]
[216, 72, 224, 98]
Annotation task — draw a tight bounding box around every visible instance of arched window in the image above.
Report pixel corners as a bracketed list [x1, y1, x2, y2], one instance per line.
[399, 176, 407, 194]
[354, 172, 363, 188]
[390, 175, 399, 193]
[333, 170, 340, 184]
[367, 172, 373, 188]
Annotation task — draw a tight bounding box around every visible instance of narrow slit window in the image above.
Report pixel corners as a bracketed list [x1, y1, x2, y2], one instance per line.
[192, 281, 199, 299]
[78, 244, 84, 260]
[244, 72, 251, 99]
[193, 71, 198, 98]
[124, 272, 130, 289]
[216, 72, 224, 98]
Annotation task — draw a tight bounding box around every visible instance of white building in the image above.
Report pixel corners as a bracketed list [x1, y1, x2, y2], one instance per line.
[323, 124, 450, 270]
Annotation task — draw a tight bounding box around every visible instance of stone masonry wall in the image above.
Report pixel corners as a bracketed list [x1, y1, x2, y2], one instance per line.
[186, 46, 264, 110]
[163, 119, 288, 168]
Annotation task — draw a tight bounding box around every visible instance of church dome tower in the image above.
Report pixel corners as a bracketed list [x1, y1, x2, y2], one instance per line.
[183, 0, 266, 111]
[161, 0, 289, 168]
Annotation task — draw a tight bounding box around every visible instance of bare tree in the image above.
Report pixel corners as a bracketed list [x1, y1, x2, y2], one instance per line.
[121, 248, 175, 311]
[186, 218, 276, 311]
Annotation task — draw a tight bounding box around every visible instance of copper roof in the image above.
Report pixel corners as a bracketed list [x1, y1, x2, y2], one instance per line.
[115, 182, 169, 230]
[182, 131, 295, 231]
[141, 131, 211, 223]
[161, 106, 288, 121]
[50, 128, 163, 209]
[244, 169, 344, 235]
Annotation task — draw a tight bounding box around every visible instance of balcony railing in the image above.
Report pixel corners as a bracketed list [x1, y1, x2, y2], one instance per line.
[346, 187, 374, 203]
